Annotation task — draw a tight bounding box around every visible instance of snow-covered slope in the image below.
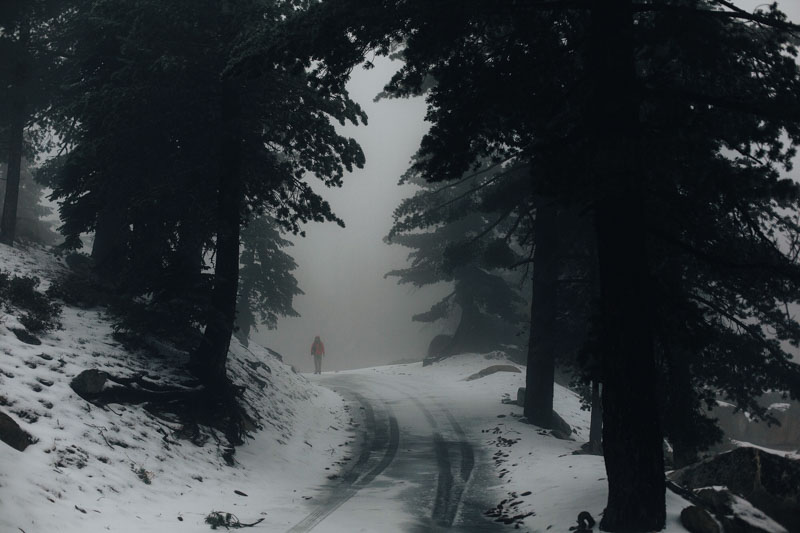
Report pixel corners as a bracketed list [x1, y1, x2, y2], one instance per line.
[0, 243, 351, 532]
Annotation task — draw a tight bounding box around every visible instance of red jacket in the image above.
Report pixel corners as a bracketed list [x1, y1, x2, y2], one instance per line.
[311, 340, 325, 356]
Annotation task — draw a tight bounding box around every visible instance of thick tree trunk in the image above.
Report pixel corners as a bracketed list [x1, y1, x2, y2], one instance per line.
[524, 199, 559, 427]
[664, 347, 699, 468]
[589, 1, 666, 530]
[596, 198, 665, 531]
[191, 78, 243, 389]
[0, 23, 29, 247]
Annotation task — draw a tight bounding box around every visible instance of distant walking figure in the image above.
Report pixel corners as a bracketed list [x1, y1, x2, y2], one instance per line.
[311, 336, 325, 374]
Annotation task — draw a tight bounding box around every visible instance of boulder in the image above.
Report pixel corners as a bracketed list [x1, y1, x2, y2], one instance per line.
[549, 411, 573, 440]
[70, 369, 110, 397]
[550, 429, 573, 440]
[670, 447, 800, 532]
[707, 489, 787, 533]
[680, 506, 721, 533]
[11, 328, 41, 345]
[695, 488, 735, 515]
[0, 409, 35, 451]
[516, 387, 526, 407]
[464, 364, 521, 381]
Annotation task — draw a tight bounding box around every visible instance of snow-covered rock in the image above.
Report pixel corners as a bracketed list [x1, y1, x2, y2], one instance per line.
[670, 447, 800, 533]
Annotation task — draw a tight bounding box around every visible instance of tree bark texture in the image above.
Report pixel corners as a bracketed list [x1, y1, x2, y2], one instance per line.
[191, 78, 243, 389]
[0, 22, 30, 247]
[524, 199, 559, 428]
[589, 1, 666, 530]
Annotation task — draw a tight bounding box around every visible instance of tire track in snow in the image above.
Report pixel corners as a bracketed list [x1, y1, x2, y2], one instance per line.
[442, 407, 474, 489]
[286, 386, 399, 533]
[369, 378, 475, 527]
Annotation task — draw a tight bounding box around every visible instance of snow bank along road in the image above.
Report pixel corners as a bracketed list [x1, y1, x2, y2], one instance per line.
[287, 370, 507, 533]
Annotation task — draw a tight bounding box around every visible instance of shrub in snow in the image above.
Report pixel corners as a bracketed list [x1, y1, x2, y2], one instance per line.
[0, 271, 61, 332]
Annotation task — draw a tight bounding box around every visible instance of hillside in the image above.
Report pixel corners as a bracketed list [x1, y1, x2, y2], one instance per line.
[0, 243, 351, 532]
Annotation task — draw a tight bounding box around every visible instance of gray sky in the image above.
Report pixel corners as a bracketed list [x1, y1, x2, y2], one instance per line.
[743, 0, 800, 22]
[253, 1, 800, 373]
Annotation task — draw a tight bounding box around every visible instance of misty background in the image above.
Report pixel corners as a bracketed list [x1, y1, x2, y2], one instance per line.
[252, 58, 453, 372]
[255, 0, 800, 372]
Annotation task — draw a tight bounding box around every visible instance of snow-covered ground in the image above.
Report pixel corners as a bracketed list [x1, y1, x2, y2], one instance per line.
[0, 243, 352, 532]
[307, 356, 692, 532]
[0, 242, 696, 532]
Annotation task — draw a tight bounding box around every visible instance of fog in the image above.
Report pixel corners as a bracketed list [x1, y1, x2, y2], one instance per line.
[252, 58, 453, 372]
[253, 0, 800, 372]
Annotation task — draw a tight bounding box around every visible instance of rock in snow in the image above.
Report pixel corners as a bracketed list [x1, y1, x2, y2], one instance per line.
[464, 364, 522, 381]
[680, 505, 721, 533]
[0, 409, 35, 451]
[69, 368, 109, 397]
[670, 447, 800, 532]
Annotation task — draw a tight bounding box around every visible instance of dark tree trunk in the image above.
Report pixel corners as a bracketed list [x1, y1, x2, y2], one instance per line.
[0, 23, 30, 247]
[664, 348, 699, 468]
[191, 78, 243, 389]
[174, 219, 205, 287]
[587, 380, 603, 454]
[588, 1, 666, 530]
[91, 195, 129, 282]
[524, 199, 559, 428]
[235, 247, 255, 348]
[160, 217, 206, 306]
[0, 104, 25, 246]
[449, 292, 481, 354]
[596, 197, 665, 532]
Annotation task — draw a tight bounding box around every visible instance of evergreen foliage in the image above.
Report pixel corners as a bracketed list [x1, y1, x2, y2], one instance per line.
[0, 271, 62, 332]
[41, 0, 364, 386]
[235, 215, 302, 347]
[386, 164, 528, 359]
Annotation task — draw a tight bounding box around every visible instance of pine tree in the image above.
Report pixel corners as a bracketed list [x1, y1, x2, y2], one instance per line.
[45, 0, 365, 390]
[235, 215, 302, 347]
[386, 164, 528, 360]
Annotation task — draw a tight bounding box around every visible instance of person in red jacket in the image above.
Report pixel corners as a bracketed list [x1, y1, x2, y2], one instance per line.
[310, 335, 325, 374]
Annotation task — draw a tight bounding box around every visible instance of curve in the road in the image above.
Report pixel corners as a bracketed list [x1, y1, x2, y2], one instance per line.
[286, 387, 399, 533]
[368, 378, 475, 528]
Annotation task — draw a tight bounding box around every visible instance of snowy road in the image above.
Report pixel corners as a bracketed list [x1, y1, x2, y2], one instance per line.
[287, 371, 507, 533]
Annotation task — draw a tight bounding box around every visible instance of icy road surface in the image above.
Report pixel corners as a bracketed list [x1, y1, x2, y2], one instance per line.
[288, 370, 509, 533]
